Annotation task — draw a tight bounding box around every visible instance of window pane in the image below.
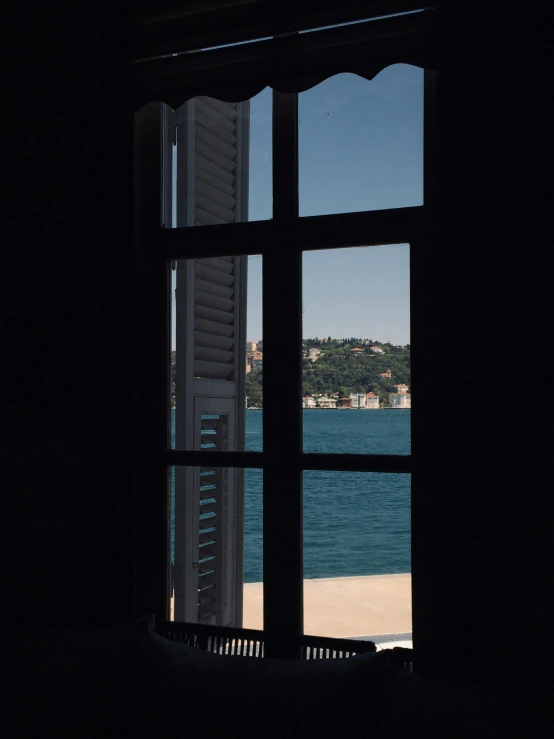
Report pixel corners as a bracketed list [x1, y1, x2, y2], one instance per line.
[299, 66, 423, 216]
[243, 467, 264, 630]
[171, 89, 272, 227]
[303, 471, 411, 644]
[302, 245, 410, 454]
[169, 466, 262, 628]
[170, 254, 262, 451]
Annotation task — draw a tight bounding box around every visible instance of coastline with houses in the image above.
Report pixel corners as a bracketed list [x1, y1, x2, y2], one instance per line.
[302, 384, 411, 410]
[244, 337, 411, 410]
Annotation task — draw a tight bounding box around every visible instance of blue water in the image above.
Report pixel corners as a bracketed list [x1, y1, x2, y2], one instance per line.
[172, 409, 411, 582]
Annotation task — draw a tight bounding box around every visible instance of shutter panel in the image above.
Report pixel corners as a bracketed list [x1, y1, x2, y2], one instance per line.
[195, 96, 242, 226]
[173, 97, 248, 626]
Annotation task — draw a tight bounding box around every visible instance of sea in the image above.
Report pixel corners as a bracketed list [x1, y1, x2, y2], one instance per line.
[172, 409, 411, 583]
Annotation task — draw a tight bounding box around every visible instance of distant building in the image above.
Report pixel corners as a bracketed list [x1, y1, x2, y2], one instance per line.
[365, 392, 380, 409]
[379, 369, 392, 379]
[302, 396, 317, 408]
[389, 384, 411, 408]
[338, 397, 351, 408]
[317, 396, 337, 409]
[362, 339, 371, 345]
[247, 341, 258, 352]
[247, 350, 263, 362]
[308, 347, 321, 362]
[370, 346, 384, 354]
[349, 347, 364, 355]
[249, 358, 263, 370]
[349, 393, 367, 408]
[246, 361, 251, 375]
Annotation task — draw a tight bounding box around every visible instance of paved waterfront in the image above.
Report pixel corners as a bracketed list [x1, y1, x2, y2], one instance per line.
[243, 573, 412, 638]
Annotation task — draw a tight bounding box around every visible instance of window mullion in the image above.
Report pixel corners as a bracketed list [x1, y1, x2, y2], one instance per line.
[263, 90, 303, 652]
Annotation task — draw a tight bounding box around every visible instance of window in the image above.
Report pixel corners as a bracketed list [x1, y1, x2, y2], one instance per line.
[134, 15, 432, 655]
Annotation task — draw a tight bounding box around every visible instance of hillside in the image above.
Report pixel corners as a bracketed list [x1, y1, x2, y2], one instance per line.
[246, 338, 410, 408]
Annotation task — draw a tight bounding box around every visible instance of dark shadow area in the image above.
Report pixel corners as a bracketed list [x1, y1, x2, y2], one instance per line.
[2, 4, 553, 736]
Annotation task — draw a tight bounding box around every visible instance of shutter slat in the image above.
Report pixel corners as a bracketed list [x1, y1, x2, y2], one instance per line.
[196, 114, 237, 149]
[200, 502, 218, 517]
[196, 257, 235, 275]
[196, 179, 236, 213]
[199, 517, 217, 530]
[196, 125, 237, 162]
[198, 96, 237, 122]
[195, 304, 234, 325]
[198, 576, 216, 593]
[196, 166, 235, 198]
[195, 330, 234, 351]
[200, 492, 217, 503]
[196, 194, 236, 223]
[198, 609, 216, 624]
[196, 154, 236, 188]
[195, 140, 235, 173]
[199, 542, 217, 558]
[196, 98, 237, 134]
[195, 209, 227, 226]
[194, 276, 234, 301]
[199, 533, 217, 547]
[198, 563, 216, 576]
[195, 346, 234, 364]
[195, 359, 234, 379]
[195, 316, 234, 337]
[195, 263, 235, 286]
[194, 289, 234, 313]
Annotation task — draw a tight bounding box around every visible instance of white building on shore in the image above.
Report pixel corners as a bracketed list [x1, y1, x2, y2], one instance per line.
[316, 396, 337, 409]
[349, 393, 367, 408]
[365, 392, 380, 409]
[389, 384, 411, 408]
[302, 396, 317, 408]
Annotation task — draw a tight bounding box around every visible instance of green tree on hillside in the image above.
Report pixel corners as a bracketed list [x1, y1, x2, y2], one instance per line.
[243, 338, 410, 408]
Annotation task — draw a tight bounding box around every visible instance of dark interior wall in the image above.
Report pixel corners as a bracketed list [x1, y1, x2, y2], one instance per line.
[412, 10, 554, 662]
[2, 6, 553, 661]
[2, 7, 136, 623]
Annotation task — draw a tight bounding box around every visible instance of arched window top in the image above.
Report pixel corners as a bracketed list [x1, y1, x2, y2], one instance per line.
[131, 8, 437, 110]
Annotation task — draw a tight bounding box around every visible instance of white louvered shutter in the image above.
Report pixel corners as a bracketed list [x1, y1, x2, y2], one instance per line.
[173, 97, 249, 626]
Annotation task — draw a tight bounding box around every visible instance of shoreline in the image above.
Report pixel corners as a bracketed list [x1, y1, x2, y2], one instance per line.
[246, 407, 411, 411]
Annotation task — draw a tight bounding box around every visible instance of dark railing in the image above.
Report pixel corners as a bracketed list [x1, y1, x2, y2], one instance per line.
[156, 621, 379, 659]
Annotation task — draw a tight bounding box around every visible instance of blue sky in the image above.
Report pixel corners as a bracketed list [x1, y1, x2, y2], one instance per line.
[170, 64, 422, 348]
[246, 64, 422, 344]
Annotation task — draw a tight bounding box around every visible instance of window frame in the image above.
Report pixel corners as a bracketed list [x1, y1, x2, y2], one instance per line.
[135, 53, 434, 658]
